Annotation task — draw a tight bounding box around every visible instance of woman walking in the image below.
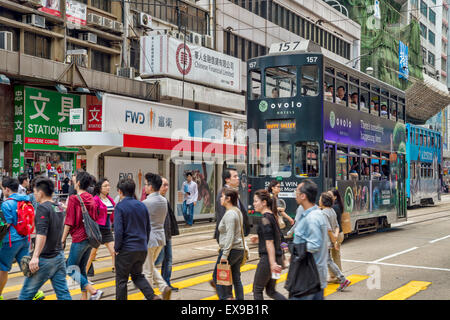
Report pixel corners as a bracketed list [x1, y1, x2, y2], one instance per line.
[328, 189, 345, 276]
[86, 178, 116, 276]
[250, 189, 287, 300]
[62, 171, 103, 300]
[267, 180, 295, 228]
[212, 188, 245, 300]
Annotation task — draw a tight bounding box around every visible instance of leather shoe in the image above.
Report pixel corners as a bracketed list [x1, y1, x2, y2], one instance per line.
[162, 287, 172, 300]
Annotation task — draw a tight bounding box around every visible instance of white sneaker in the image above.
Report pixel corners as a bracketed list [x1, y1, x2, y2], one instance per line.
[90, 290, 104, 300]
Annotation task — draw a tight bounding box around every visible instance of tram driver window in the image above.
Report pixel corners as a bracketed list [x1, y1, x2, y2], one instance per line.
[294, 142, 319, 177]
[301, 65, 319, 96]
[270, 142, 292, 178]
[265, 66, 297, 98]
[249, 143, 269, 177]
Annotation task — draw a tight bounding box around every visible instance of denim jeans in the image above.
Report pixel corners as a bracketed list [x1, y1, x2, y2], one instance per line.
[0, 238, 29, 272]
[19, 251, 72, 300]
[290, 289, 324, 300]
[182, 201, 194, 225]
[66, 239, 92, 291]
[253, 254, 287, 300]
[212, 249, 244, 300]
[327, 249, 345, 283]
[155, 239, 173, 287]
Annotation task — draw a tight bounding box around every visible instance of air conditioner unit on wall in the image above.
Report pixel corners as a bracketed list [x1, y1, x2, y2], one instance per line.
[87, 13, 103, 27]
[176, 31, 185, 41]
[203, 35, 213, 49]
[18, 0, 43, 8]
[78, 32, 97, 44]
[23, 14, 45, 28]
[138, 12, 152, 29]
[113, 21, 123, 33]
[117, 67, 136, 79]
[66, 49, 88, 68]
[0, 31, 13, 51]
[102, 17, 114, 30]
[190, 32, 202, 46]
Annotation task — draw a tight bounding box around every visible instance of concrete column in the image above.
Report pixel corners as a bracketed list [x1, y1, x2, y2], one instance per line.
[84, 146, 117, 178]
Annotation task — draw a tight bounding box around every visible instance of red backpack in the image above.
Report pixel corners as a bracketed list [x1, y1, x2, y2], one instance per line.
[7, 198, 35, 247]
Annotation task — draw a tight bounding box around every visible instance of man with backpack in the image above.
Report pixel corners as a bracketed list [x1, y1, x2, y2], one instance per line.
[0, 177, 44, 300]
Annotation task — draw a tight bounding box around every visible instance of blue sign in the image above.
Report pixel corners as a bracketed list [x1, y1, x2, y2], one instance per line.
[399, 41, 409, 80]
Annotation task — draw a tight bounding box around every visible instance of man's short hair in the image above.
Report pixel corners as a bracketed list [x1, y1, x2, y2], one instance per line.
[186, 172, 193, 178]
[298, 179, 318, 204]
[2, 177, 19, 193]
[18, 173, 28, 185]
[337, 86, 345, 91]
[117, 178, 136, 198]
[76, 171, 94, 191]
[145, 172, 162, 192]
[34, 178, 54, 197]
[222, 168, 237, 184]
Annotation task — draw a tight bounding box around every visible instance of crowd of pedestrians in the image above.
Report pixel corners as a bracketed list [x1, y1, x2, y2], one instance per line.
[0, 165, 350, 301]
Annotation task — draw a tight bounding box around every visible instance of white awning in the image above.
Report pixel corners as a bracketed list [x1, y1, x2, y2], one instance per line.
[406, 74, 450, 123]
[59, 132, 123, 148]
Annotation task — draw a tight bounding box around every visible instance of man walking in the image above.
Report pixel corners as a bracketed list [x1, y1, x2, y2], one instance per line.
[155, 177, 180, 292]
[214, 168, 250, 242]
[114, 178, 160, 300]
[181, 172, 198, 226]
[0, 177, 44, 301]
[142, 173, 172, 300]
[18, 173, 29, 195]
[291, 179, 329, 300]
[19, 178, 71, 300]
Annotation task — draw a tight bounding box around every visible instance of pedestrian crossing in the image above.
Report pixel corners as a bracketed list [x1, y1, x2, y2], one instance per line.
[2, 252, 434, 300]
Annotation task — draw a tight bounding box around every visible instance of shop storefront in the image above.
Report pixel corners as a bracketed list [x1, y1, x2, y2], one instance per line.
[60, 93, 246, 222]
[13, 86, 81, 192]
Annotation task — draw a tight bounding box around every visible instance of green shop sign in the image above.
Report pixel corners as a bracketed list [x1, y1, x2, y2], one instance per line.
[12, 86, 81, 177]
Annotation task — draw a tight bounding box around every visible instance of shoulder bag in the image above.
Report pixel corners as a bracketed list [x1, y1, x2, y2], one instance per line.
[235, 208, 249, 267]
[77, 195, 102, 249]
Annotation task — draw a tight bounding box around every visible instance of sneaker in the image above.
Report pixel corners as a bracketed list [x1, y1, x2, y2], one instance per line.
[33, 291, 45, 300]
[169, 286, 179, 292]
[0, 295, 4, 300]
[338, 279, 351, 291]
[90, 290, 103, 300]
[162, 287, 172, 300]
[151, 295, 162, 300]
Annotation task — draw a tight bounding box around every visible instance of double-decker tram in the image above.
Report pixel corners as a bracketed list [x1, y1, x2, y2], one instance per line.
[246, 41, 407, 235]
[406, 124, 442, 206]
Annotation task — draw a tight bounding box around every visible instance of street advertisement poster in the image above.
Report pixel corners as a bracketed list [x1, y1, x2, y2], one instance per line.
[324, 103, 406, 153]
[140, 35, 241, 92]
[86, 95, 102, 131]
[175, 161, 215, 222]
[39, 0, 61, 17]
[104, 156, 159, 199]
[399, 40, 409, 80]
[19, 86, 81, 152]
[66, 0, 87, 26]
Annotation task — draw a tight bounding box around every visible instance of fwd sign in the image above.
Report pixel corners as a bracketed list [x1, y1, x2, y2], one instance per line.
[125, 111, 145, 124]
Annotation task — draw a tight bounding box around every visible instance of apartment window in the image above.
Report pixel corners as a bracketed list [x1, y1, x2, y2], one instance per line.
[130, 39, 140, 71]
[24, 32, 50, 59]
[428, 51, 435, 67]
[91, 0, 111, 12]
[411, 0, 418, 7]
[420, 23, 427, 38]
[429, 30, 435, 45]
[91, 50, 111, 73]
[429, 9, 436, 25]
[420, 0, 427, 16]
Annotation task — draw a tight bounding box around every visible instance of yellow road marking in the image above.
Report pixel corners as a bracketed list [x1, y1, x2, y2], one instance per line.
[43, 260, 216, 300]
[127, 264, 257, 300]
[324, 274, 369, 296]
[378, 281, 431, 300]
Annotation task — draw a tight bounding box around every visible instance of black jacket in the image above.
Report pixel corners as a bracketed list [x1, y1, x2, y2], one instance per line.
[214, 186, 251, 241]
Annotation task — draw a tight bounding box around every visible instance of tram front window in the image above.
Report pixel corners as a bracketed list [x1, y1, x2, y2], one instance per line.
[294, 142, 319, 177]
[265, 66, 297, 98]
[270, 142, 292, 177]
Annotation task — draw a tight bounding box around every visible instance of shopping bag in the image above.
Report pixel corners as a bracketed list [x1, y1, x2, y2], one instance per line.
[341, 212, 352, 234]
[216, 261, 232, 286]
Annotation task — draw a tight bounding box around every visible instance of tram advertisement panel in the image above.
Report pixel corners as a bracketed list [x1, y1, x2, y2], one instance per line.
[324, 103, 406, 153]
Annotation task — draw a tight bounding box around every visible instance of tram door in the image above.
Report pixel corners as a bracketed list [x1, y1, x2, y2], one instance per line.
[324, 144, 336, 191]
[397, 154, 407, 219]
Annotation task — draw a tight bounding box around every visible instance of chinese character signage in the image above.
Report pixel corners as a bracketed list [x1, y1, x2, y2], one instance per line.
[399, 41, 409, 80]
[140, 35, 241, 92]
[39, 0, 62, 17]
[14, 86, 81, 154]
[13, 87, 25, 178]
[66, 0, 87, 26]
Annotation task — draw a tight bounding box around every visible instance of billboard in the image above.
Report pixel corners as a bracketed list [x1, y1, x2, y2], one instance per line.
[39, 0, 62, 17]
[140, 35, 241, 92]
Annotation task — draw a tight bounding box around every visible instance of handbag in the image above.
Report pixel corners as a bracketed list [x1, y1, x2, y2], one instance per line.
[277, 215, 286, 229]
[77, 195, 102, 249]
[285, 242, 321, 298]
[216, 261, 233, 286]
[235, 207, 249, 267]
[341, 211, 352, 234]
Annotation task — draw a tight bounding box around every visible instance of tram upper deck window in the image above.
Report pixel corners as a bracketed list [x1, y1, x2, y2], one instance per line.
[349, 77, 359, 110]
[361, 151, 371, 180]
[324, 73, 335, 102]
[398, 98, 405, 123]
[301, 65, 319, 96]
[336, 72, 347, 106]
[294, 142, 319, 177]
[380, 90, 389, 119]
[390, 100, 397, 121]
[265, 66, 297, 98]
[370, 92, 380, 116]
[360, 86, 369, 113]
[381, 153, 390, 180]
[336, 147, 348, 181]
[371, 152, 381, 180]
[349, 148, 360, 180]
[249, 69, 262, 100]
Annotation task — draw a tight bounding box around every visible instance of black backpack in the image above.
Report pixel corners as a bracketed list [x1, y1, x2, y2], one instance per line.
[0, 210, 9, 248]
[77, 195, 102, 249]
